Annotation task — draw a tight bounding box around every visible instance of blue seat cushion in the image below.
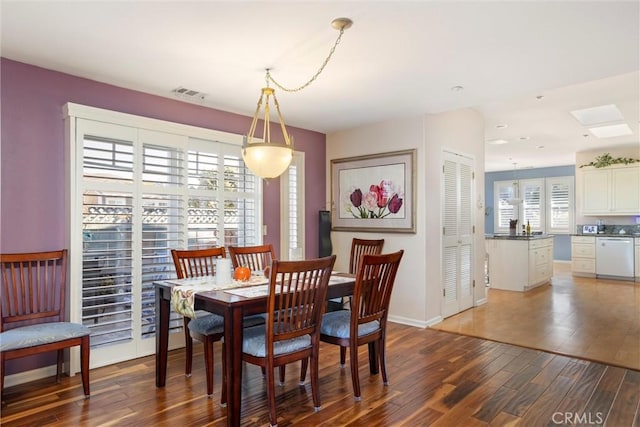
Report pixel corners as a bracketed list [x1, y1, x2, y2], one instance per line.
[188, 313, 224, 335]
[188, 313, 265, 336]
[0, 322, 90, 352]
[320, 310, 380, 339]
[242, 325, 311, 358]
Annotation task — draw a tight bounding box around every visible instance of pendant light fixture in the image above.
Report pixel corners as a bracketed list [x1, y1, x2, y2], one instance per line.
[242, 17, 353, 179]
[507, 162, 523, 205]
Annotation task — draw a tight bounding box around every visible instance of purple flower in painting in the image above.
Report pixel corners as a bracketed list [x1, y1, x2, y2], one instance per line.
[350, 188, 363, 207]
[388, 194, 403, 214]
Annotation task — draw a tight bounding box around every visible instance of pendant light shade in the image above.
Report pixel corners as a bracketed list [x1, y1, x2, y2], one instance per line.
[242, 141, 293, 179]
[243, 86, 293, 179]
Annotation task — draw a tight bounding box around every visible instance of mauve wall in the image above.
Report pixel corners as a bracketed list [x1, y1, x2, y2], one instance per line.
[0, 58, 326, 375]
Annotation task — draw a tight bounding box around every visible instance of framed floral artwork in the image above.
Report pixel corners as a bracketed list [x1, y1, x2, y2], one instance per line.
[331, 149, 416, 233]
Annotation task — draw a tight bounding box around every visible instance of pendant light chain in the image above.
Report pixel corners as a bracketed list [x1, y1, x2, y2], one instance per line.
[266, 26, 347, 93]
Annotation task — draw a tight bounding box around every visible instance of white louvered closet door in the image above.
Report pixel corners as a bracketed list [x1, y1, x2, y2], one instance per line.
[442, 151, 474, 318]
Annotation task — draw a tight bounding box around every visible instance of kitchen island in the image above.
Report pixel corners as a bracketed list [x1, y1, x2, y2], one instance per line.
[485, 234, 554, 291]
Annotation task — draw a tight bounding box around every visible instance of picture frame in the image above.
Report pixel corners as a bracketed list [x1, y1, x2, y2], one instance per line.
[331, 149, 416, 233]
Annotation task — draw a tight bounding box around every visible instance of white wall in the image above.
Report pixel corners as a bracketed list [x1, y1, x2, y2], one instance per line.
[326, 108, 485, 327]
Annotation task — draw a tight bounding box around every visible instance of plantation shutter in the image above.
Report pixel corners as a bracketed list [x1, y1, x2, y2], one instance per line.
[443, 159, 458, 304]
[521, 179, 544, 232]
[82, 134, 136, 347]
[546, 176, 574, 234]
[494, 181, 517, 233]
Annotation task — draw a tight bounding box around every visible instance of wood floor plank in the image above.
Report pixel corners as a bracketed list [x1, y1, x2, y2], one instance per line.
[580, 365, 627, 423]
[502, 382, 548, 417]
[517, 375, 573, 425]
[605, 370, 640, 427]
[547, 362, 608, 427]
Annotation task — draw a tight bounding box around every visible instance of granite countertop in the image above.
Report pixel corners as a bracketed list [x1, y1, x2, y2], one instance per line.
[485, 234, 553, 240]
[572, 233, 640, 237]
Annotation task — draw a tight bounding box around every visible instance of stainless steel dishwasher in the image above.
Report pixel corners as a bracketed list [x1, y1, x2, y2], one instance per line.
[595, 237, 634, 279]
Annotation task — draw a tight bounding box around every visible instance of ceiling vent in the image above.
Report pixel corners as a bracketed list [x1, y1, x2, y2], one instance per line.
[172, 87, 206, 102]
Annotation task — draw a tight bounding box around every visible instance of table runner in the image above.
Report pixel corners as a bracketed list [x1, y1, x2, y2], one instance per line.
[170, 276, 269, 318]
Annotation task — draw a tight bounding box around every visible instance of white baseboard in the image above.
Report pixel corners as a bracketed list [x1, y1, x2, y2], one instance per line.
[388, 314, 442, 328]
[4, 364, 58, 388]
[476, 297, 488, 306]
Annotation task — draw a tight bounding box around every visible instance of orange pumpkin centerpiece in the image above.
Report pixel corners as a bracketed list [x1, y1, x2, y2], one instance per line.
[234, 266, 251, 281]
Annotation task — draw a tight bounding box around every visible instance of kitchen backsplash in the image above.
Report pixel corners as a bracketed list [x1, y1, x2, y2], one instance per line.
[576, 224, 640, 235]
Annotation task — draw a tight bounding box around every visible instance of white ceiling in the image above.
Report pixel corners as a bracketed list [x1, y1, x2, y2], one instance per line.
[2, 1, 638, 172]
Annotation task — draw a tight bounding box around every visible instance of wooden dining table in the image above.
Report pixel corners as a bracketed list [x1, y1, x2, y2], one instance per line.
[154, 273, 361, 427]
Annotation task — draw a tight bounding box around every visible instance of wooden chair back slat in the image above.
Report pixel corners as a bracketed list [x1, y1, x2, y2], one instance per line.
[171, 247, 226, 279]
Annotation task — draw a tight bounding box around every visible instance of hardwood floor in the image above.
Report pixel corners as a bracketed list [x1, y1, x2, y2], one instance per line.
[2, 323, 639, 426]
[432, 262, 640, 371]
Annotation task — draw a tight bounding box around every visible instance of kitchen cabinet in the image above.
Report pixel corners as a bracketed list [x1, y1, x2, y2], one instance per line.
[486, 236, 553, 291]
[581, 164, 640, 215]
[635, 238, 639, 282]
[571, 235, 596, 277]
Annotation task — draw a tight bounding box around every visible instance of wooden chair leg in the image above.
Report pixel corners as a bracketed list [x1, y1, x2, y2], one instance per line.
[266, 364, 278, 427]
[221, 341, 227, 406]
[368, 341, 378, 374]
[184, 317, 193, 377]
[349, 344, 361, 401]
[379, 338, 389, 385]
[299, 358, 308, 385]
[56, 349, 64, 383]
[1, 354, 5, 400]
[310, 354, 321, 411]
[279, 365, 286, 386]
[340, 346, 347, 367]
[203, 336, 214, 397]
[80, 336, 90, 397]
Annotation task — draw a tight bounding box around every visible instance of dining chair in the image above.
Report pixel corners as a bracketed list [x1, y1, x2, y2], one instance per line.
[1, 249, 91, 398]
[320, 250, 404, 401]
[171, 247, 229, 399]
[238, 255, 336, 427]
[228, 243, 279, 378]
[349, 238, 385, 274]
[228, 244, 276, 274]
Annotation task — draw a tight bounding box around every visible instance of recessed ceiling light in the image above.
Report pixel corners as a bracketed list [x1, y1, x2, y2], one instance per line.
[518, 136, 530, 141]
[495, 124, 508, 129]
[450, 85, 464, 92]
[487, 139, 509, 145]
[588, 123, 633, 138]
[536, 145, 545, 149]
[570, 104, 624, 125]
[536, 95, 544, 100]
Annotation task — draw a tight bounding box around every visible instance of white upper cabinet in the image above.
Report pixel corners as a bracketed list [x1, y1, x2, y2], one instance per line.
[580, 164, 640, 215]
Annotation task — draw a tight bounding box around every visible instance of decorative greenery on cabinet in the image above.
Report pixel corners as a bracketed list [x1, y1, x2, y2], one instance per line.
[579, 152, 639, 168]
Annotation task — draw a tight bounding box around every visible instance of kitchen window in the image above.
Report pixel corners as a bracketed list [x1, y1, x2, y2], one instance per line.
[494, 176, 574, 235]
